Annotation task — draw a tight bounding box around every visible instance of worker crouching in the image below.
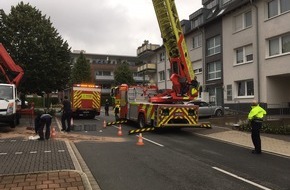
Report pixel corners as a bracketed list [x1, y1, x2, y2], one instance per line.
[35, 112, 53, 140]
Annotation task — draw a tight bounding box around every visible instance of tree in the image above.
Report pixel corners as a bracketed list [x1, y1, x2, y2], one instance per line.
[114, 61, 135, 85]
[0, 2, 71, 96]
[70, 52, 92, 84]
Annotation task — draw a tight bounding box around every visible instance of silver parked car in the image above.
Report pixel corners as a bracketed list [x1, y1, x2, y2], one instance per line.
[185, 100, 223, 117]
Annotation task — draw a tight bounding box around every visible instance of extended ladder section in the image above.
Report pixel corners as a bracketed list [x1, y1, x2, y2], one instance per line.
[152, 0, 195, 84]
[0, 43, 24, 87]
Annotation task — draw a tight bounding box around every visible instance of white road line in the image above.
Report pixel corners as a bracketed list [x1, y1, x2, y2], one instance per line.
[136, 134, 164, 147]
[15, 152, 23, 155]
[112, 125, 165, 147]
[212, 167, 272, 190]
[30, 151, 37, 154]
[0, 153, 7, 155]
[44, 150, 51, 153]
[58, 150, 65, 152]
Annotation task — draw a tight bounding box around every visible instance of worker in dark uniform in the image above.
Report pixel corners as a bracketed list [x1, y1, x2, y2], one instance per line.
[248, 100, 267, 154]
[35, 112, 52, 140]
[61, 96, 72, 132]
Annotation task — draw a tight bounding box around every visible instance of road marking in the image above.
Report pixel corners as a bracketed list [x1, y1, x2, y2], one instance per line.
[58, 150, 65, 152]
[15, 152, 23, 155]
[0, 153, 7, 155]
[111, 125, 164, 147]
[212, 167, 272, 190]
[136, 134, 164, 147]
[30, 151, 37, 154]
[44, 150, 51, 153]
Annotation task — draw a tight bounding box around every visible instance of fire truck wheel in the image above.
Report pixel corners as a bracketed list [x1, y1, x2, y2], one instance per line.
[138, 114, 146, 129]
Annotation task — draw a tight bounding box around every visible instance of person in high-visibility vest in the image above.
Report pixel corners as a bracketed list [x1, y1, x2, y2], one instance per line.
[248, 100, 267, 154]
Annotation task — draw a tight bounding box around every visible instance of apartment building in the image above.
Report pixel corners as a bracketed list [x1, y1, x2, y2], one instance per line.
[182, 0, 290, 112]
[222, 0, 290, 112]
[70, 50, 146, 94]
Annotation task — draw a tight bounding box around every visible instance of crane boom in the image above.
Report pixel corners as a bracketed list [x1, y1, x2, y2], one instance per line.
[151, 0, 198, 102]
[0, 43, 24, 87]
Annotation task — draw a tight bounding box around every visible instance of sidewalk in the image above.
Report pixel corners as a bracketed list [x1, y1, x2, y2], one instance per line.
[0, 170, 87, 190]
[193, 125, 290, 157]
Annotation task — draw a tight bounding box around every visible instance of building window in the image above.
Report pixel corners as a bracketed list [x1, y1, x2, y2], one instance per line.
[227, 85, 232, 101]
[167, 69, 171, 80]
[194, 68, 202, 74]
[159, 71, 165, 81]
[234, 11, 252, 31]
[159, 52, 165, 62]
[237, 80, 254, 97]
[207, 61, 221, 80]
[269, 33, 290, 56]
[192, 34, 202, 49]
[268, 0, 290, 18]
[235, 44, 253, 64]
[207, 35, 221, 56]
[222, 0, 231, 5]
[96, 71, 111, 76]
[205, 0, 218, 9]
[191, 15, 203, 29]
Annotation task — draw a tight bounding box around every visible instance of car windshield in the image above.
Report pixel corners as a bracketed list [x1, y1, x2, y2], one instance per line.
[0, 86, 13, 100]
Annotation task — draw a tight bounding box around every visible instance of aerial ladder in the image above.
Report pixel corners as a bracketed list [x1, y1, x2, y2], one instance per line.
[0, 43, 24, 87]
[150, 0, 198, 103]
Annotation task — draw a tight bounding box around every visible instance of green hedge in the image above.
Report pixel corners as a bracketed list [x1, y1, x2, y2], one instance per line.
[239, 122, 290, 135]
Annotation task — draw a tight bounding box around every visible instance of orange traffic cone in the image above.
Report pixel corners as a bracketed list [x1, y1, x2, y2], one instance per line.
[103, 120, 107, 128]
[51, 127, 56, 138]
[136, 133, 144, 146]
[117, 124, 123, 136]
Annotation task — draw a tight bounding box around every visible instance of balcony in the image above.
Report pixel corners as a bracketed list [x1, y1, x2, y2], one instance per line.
[134, 76, 150, 82]
[95, 75, 114, 81]
[137, 63, 156, 73]
[137, 40, 160, 57]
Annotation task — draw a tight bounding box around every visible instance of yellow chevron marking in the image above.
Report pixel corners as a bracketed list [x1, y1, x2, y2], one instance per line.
[128, 127, 155, 135]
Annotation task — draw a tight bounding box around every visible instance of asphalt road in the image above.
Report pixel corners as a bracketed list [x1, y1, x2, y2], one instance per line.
[72, 115, 290, 190]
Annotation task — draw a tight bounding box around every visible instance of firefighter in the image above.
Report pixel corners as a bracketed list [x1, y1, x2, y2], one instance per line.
[114, 104, 120, 121]
[105, 99, 109, 116]
[248, 100, 267, 154]
[61, 96, 72, 132]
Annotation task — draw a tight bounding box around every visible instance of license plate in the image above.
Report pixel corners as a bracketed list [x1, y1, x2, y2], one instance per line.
[174, 112, 183, 116]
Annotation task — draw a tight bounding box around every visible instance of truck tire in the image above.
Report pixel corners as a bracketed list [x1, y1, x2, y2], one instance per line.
[138, 114, 146, 129]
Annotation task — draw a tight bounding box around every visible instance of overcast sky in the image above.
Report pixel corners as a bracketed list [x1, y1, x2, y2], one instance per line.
[2, 0, 202, 56]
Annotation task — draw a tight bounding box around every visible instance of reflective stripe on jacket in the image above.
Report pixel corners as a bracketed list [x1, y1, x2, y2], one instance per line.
[248, 105, 267, 120]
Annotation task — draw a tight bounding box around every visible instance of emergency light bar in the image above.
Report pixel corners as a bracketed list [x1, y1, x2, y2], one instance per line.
[74, 84, 100, 88]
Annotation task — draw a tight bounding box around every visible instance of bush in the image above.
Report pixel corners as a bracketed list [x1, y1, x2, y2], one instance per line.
[239, 121, 290, 135]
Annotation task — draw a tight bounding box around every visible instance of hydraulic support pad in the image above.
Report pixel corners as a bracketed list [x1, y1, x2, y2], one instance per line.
[107, 120, 127, 126]
[128, 127, 156, 135]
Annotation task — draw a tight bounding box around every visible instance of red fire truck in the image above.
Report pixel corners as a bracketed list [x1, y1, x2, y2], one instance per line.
[110, 0, 211, 134]
[63, 84, 101, 118]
